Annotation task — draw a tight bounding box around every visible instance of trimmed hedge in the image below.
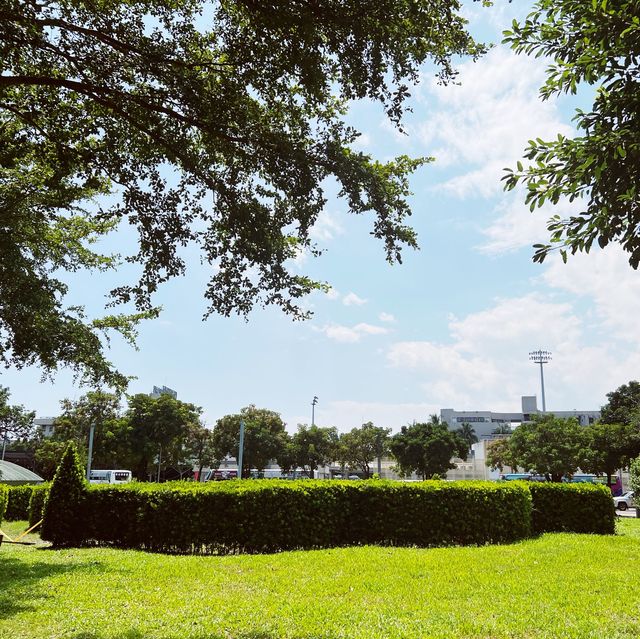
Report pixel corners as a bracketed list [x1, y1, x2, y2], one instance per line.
[36, 479, 617, 553]
[80, 480, 533, 553]
[0, 484, 7, 523]
[28, 484, 50, 526]
[528, 482, 615, 535]
[4, 484, 48, 521]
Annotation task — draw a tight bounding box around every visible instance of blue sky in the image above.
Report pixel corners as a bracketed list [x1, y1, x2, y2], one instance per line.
[4, 1, 640, 431]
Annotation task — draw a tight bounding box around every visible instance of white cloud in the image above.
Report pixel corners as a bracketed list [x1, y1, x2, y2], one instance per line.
[379, 312, 396, 323]
[325, 287, 341, 301]
[343, 292, 367, 307]
[478, 191, 586, 256]
[316, 322, 391, 343]
[478, 194, 552, 255]
[386, 292, 640, 412]
[541, 247, 640, 335]
[416, 47, 573, 199]
[352, 132, 372, 149]
[310, 210, 344, 243]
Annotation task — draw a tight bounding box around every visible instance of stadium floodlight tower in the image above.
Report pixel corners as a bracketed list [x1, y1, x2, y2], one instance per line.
[529, 349, 552, 413]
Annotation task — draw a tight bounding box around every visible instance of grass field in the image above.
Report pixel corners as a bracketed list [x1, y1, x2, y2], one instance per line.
[1, 518, 640, 639]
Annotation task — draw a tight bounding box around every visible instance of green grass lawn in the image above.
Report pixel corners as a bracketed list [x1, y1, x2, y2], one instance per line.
[1, 518, 640, 639]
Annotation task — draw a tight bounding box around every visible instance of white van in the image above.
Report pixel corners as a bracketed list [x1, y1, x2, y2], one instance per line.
[89, 469, 133, 484]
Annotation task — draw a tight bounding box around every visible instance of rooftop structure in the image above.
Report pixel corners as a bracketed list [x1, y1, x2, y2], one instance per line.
[0, 460, 45, 485]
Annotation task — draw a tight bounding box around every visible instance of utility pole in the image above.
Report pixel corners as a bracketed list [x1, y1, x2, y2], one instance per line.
[237, 420, 245, 479]
[311, 396, 318, 426]
[529, 349, 552, 413]
[86, 422, 95, 481]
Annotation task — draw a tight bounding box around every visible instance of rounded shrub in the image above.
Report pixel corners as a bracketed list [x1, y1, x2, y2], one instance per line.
[41, 443, 88, 547]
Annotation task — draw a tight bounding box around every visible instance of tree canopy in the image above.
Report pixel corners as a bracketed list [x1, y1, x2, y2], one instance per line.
[338, 421, 391, 478]
[212, 405, 287, 477]
[389, 420, 462, 480]
[509, 414, 584, 482]
[0, 385, 35, 447]
[125, 392, 202, 480]
[47, 389, 127, 470]
[581, 421, 640, 486]
[485, 438, 517, 473]
[1, 0, 484, 387]
[291, 423, 338, 478]
[503, 0, 640, 267]
[600, 380, 640, 426]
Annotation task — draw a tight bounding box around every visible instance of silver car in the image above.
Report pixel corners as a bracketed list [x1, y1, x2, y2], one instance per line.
[614, 491, 634, 511]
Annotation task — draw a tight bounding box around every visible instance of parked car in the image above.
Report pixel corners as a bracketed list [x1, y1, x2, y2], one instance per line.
[614, 491, 634, 511]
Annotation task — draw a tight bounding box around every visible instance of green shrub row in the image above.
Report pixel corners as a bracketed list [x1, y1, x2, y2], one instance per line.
[62, 480, 533, 553]
[37, 479, 616, 553]
[528, 482, 615, 534]
[4, 485, 42, 521]
[28, 484, 50, 526]
[0, 484, 7, 524]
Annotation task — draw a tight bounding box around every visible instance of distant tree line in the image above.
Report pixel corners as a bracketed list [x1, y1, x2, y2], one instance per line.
[7, 379, 640, 483]
[486, 381, 640, 483]
[2, 387, 478, 481]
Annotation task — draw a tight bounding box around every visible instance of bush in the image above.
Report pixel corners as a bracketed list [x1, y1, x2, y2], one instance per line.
[28, 484, 50, 526]
[79, 480, 532, 553]
[630, 456, 640, 495]
[528, 482, 615, 535]
[40, 443, 88, 547]
[5, 485, 37, 521]
[0, 484, 7, 523]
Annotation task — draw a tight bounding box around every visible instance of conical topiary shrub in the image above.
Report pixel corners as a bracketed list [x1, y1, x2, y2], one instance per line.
[41, 442, 88, 547]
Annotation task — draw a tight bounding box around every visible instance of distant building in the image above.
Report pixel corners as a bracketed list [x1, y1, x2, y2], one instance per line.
[34, 417, 56, 438]
[441, 396, 600, 440]
[150, 385, 178, 399]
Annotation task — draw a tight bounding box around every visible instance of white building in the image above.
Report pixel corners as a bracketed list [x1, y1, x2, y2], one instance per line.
[440, 396, 600, 440]
[34, 417, 56, 438]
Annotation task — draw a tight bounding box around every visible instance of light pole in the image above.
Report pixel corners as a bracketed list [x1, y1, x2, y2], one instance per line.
[237, 419, 245, 479]
[86, 422, 95, 481]
[311, 396, 318, 427]
[529, 349, 552, 413]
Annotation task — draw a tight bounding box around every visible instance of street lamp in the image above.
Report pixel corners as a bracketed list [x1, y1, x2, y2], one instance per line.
[529, 350, 552, 413]
[311, 396, 318, 426]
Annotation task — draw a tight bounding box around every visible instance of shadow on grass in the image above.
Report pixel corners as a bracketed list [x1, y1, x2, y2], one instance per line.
[0, 553, 102, 620]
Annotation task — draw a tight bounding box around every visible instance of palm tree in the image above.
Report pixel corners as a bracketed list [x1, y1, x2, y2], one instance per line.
[455, 422, 479, 451]
[491, 423, 512, 435]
